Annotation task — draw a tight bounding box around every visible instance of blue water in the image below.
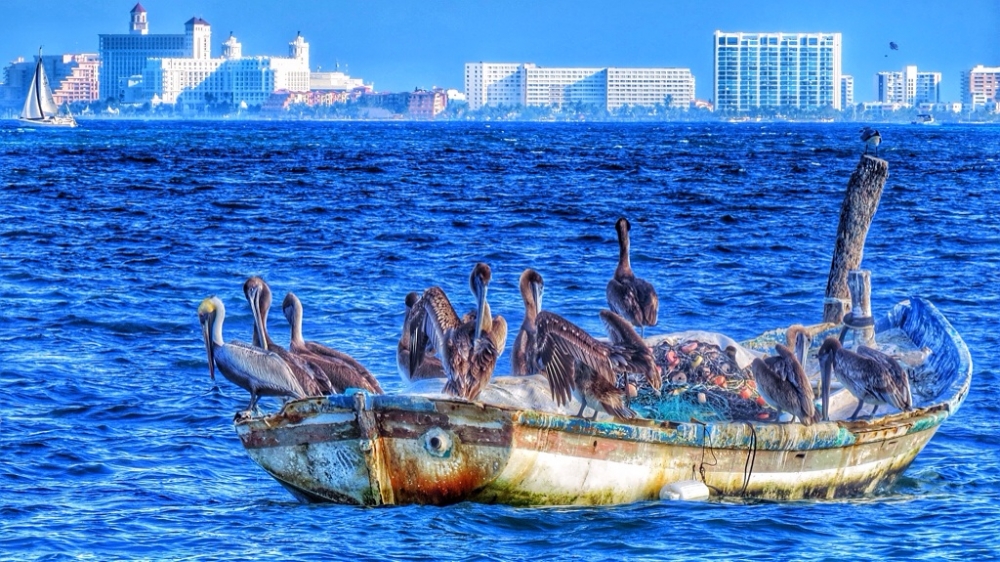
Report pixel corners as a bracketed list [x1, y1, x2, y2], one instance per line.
[1, 120, 999, 560]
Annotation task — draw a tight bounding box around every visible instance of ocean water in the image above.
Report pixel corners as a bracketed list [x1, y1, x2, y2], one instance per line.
[1, 119, 998, 560]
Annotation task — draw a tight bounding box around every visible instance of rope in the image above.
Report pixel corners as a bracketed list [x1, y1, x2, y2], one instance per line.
[843, 313, 875, 329]
[740, 422, 758, 498]
[838, 312, 875, 344]
[696, 423, 723, 494]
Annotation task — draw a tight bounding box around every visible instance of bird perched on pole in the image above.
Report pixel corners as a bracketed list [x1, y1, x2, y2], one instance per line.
[860, 127, 882, 157]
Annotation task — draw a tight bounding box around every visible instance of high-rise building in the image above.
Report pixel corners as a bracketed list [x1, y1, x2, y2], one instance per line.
[875, 66, 940, 106]
[841, 75, 854, 107]
[99, 3, 207, 101]
[465, 63, 523, 110]
[464, 62, 695, 111]
[713, 31, 842, 112]
[961, 65, 1000, 108]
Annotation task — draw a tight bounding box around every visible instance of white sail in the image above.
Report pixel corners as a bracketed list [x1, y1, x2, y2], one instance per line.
[37, 62, 60, 117]
[20, 61, 43, 120]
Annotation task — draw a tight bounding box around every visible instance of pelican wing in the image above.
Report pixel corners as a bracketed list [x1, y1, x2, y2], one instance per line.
[772, 343, 807, 393]
[487, 315, 508, 357]
[419, 286, 464, 375]
[215, 340, 306, 399]
[856, 346, 912, 410]
[599, 309, 661, 391]
[607, 277, 658, 328]
[606, 278, 640, 325]
[535, 311, 614, 406]
[305, 341, 368, 374]
[463, 317, 508, 400]
[632, 277, 659, 327]
[837, 349, 902, 406]
[304, 341, 381, 394]
[303, 351, 377, 394]
[400, 292, 434, 381]
[276, 344, 329, 396]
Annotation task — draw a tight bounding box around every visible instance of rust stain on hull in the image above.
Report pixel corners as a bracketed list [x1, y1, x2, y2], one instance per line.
[376, 400, 513, 505]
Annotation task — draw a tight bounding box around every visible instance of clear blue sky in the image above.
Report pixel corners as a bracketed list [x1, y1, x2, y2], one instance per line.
[2, 0, 998, 102]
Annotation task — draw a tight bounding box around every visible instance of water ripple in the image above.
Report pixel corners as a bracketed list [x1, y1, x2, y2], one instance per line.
[1, 120, 999, 559]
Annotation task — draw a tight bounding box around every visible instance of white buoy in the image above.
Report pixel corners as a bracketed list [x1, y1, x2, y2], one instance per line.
[659, 480, 711, 501]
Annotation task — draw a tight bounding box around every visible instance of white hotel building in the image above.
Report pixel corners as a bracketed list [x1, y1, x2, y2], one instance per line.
[141, 32, 310, 107]
[99, 3, 202, 100]
[101, 5, 310, 108]
[713, 31, 842, 112]
[465, 62, 695, 111]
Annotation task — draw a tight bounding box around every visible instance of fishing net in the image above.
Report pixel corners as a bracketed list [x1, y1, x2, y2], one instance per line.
[619, 332, 778, 423]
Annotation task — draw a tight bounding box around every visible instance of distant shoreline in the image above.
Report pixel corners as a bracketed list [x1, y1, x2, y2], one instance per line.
[3, 115, 998, 125]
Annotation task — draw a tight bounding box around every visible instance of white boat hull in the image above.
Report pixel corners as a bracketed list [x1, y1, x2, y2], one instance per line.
[19, 116, 77, 128]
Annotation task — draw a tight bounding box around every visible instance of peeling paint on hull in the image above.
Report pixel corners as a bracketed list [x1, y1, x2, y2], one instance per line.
[235, 297, 972, 506]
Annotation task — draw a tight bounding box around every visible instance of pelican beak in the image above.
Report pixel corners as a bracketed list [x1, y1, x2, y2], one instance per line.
[475, 282, 488, 341]
[199, 309, 216, 381]
[820, 355, 832, 422]
[247, 287, 268, 351]
[533, 281, 543, 315]
[795, 332, 807, 366]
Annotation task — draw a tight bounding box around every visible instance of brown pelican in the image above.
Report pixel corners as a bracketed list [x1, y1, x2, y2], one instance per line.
[397, 292, 445, 383]
[861, 127, 882, 156]
[534, 309, 661, 420]
[606, 217, 658, 338]
[198, 296, 305, 411]
[817, 337, 913, 421]
[412, 263, 508, 401]
[511, 269, 544, 376]
[750, 334, 817, 425]
[243, 276, 329, 396]
[282, 292, 383, 394]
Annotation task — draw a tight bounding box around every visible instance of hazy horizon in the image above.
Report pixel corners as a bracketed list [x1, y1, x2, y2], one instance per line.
[2, 0, 998, 103]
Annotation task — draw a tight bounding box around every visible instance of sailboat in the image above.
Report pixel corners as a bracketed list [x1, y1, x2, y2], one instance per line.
[19, 48, 77, 128]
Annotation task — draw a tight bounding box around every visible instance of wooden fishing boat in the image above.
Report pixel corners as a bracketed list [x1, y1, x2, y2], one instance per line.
[233, 296, 971, 505]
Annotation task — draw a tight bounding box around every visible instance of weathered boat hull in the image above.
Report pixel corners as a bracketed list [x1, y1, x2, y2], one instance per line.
[235, 297, 972, 505]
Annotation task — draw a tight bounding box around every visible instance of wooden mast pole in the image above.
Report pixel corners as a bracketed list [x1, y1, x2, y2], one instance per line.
[823, 155, 889, 324]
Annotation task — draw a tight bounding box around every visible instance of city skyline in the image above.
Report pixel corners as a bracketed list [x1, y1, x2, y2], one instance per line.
[1, 0, 998, 102]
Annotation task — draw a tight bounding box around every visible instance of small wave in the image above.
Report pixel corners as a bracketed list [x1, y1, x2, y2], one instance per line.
[211, 200, 258, 210]
[120, 154, 160, 164]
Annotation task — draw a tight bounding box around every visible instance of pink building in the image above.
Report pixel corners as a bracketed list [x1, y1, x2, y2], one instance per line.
[962, 65, 1000, 109]
[52, 54, 101, 104]
[1, 53, 101, 108]
[408, 88, 448, 118]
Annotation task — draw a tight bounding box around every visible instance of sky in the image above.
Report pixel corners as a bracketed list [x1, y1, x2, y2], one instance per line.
[2, 0, 998, 102]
